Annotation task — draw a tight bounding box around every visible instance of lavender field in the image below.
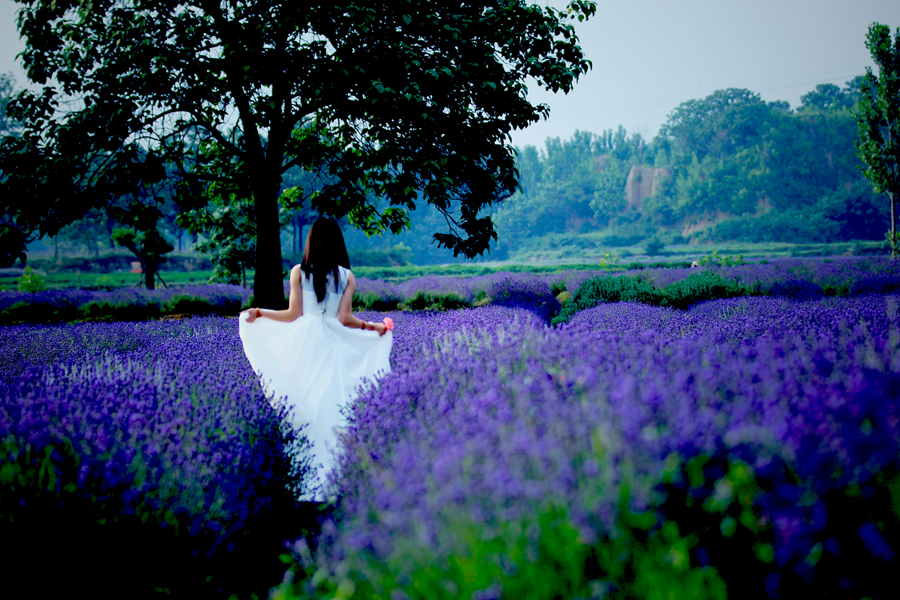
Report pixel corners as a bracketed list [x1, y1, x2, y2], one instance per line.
[2, 259, 900, 598]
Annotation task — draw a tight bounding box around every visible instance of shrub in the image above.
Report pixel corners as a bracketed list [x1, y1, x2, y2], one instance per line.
[401, 291, 471, 311]
[660, 271, 754, 310]
[17, 266, 47, 293]
[552, 275, 662, 325]
[354, 277, 403, 311]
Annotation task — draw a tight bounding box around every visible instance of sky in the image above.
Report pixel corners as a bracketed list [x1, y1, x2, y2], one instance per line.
[2, 0, 900, 150]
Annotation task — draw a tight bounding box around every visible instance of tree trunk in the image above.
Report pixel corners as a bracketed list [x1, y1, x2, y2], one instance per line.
[892, 192, 897, 259]
[145, 261, 156, 290]
[253, 183, 286, 308]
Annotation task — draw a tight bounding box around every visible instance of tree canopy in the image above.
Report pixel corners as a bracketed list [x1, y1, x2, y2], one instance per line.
[855, 22, 900, 257]
[0, 0, 596, 305]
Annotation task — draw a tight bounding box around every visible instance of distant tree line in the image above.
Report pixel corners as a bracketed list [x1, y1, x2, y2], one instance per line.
[484, 78, 888, 257]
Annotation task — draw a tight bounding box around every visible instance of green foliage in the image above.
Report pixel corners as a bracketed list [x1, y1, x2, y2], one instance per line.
[660, 271, 754, 311]
[553, 270, 757, 324]
[400, 292, 471, 312]
[888, 230, 900, 257]
[348, 244, 412, 268]
[644, 237, 665, 256]
[497, 77, 878, 257]
[162, 294, 243, 317]
[696, 250, 744, 267]
[553, 275, 662, 325]
[277, 471, 732, 600]
[599, 251, 620, 267]
[77, 300, 162, 323]
[353, 294, 402, 312]
[109, 202, 175, 290]
[800, 81, 861, 113]
[17, 266, 47, 293]
[179, 193, 257, 287]
[708, 210, 842, 244]
[855, 23, 900, 256]
[494, 128, 644, 249]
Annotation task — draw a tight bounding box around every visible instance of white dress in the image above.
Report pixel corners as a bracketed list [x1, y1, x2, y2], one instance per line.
[238, 266, 392, 499]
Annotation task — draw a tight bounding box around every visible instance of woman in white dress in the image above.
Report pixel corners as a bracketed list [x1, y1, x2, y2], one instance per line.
[238, 218, 393, 500]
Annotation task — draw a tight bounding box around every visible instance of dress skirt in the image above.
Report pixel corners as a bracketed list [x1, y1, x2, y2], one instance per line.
[239, 311, 392, 499]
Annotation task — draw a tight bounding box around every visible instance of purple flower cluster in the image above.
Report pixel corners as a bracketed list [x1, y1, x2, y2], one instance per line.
[0, 317, 300, 555]
[0, 284, 251, 323]
[320, 294, 900, 595]
[484, 273, 560, 323]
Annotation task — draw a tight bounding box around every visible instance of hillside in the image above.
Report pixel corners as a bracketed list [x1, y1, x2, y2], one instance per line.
[346, 79, 888, 264]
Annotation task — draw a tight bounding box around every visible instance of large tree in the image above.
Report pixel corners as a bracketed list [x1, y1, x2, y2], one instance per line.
[855, 23, 900, 258]
[0, 0, 595, 306]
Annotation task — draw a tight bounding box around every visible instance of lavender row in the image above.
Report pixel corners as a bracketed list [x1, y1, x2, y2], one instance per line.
[646, 256, 900, 297]
[353, 257, 900, 308]
[0, 283, 251, 323]
[308, 296, 900, 598]
[0, 317, 302, 559]
[6, 257, 899, 325]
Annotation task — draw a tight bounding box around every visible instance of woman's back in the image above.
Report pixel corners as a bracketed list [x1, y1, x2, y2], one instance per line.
[300, 265, 348, 317]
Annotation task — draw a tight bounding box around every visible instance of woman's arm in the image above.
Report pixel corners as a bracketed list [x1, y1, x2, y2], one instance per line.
[242, 265, 303, 323]
[338, 271, 387, 335]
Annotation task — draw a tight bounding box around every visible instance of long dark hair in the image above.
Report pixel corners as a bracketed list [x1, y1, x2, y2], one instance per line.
[300, 217, 351, 303]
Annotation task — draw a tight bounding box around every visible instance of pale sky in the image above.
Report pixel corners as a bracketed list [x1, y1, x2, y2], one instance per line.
[3, 0, 900, 150]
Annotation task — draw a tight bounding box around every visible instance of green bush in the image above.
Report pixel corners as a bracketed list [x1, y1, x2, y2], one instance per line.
[2, 300, 79, 324]
[79, 300, 162, 322]
[163, 294, 243, 316]
[552, 275, 662, 325]
[660, 271, 755, 310]
[552, 271, 758, 324]
[354, 293, 402, 312]
[17, 266, 47, 293]
[400, 291, 471, 312]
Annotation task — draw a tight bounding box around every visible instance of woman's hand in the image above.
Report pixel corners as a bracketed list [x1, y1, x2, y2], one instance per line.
[243, 308, 261, 323]
[371, 317, 393, 336]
